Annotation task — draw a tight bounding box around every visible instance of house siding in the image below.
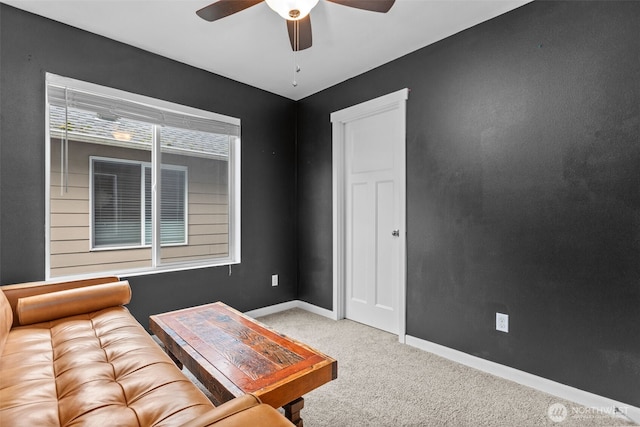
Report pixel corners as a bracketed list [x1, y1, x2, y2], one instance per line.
[49, 139, 229, 277]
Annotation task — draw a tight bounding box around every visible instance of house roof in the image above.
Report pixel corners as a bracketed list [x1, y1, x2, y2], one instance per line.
[49, 104, 229, 159]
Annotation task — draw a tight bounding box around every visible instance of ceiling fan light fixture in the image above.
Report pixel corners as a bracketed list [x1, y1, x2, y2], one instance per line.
[265, 0, 319, 20]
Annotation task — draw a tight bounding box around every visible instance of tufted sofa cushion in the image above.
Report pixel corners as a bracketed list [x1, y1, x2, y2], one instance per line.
[0, 306, 216, 426]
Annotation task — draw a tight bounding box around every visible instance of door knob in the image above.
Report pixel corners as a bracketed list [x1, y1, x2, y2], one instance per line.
[392, 229, 400, 237]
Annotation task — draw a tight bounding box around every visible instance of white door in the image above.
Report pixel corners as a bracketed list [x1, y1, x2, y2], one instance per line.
[331, 89, 407, 337]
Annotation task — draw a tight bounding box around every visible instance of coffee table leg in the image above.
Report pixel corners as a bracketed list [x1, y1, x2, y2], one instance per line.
[283, 397, 304, 427]
[165, 349, 183, 370]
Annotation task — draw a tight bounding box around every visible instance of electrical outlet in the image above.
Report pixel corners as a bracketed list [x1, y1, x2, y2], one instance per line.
[271, 274, 278, 287]
[496, 313, 509, 333]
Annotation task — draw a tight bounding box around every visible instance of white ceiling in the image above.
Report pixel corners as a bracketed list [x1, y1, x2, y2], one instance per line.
[3, 0, 531, 100]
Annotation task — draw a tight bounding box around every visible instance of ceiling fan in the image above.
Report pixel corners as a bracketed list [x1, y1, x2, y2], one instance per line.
[196, 0, 396, 51]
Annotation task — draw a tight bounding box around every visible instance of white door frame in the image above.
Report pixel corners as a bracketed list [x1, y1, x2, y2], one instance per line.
[330, 88, 409, 343]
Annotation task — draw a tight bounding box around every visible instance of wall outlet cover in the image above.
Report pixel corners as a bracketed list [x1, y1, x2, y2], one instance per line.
[271, 274, 278, 286]
[496, 312, 509, 333]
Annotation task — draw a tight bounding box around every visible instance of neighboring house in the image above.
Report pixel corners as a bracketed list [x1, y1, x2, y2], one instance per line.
[48, 104, 230, 277]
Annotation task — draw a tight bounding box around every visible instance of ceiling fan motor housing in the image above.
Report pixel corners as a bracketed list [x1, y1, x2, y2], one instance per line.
[197, 0, 396, 52]
[265, 0, 320, 20]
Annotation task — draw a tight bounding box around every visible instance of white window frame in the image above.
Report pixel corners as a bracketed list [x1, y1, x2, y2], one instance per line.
[89, 156, 189, 251]
[45, 73, 241, 280]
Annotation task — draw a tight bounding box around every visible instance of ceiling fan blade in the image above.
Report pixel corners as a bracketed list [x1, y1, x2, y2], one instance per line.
[325, 0, 395, 13]
[286, 16, 312, 51]
[196, 0, 264, 22]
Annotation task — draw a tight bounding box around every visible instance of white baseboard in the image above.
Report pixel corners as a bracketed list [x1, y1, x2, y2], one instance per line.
[244, 300, 334, 320]
[405, 335, 640, 424]
[244, 301, 299, 318]
[244, 301, 639, 424]
[294, 300, 336, 318]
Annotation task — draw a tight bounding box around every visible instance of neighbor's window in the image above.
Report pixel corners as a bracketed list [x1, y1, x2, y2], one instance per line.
[91, 158, 187, 248]
[46, 73, 240, 278]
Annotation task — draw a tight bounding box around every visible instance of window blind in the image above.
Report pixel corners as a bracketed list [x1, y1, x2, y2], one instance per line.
[47, 82, 240, 137]
[93, 160, 143, 247]
[144, 168, 187, 245]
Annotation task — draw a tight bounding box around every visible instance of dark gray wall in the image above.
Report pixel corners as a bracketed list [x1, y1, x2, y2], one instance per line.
[297, 1, 640, 407]
[2, 0, 639, 410]
[0, 4, 298, 323]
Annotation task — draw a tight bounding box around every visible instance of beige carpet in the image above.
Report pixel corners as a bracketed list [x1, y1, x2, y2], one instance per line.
[184, 308, 638, 426]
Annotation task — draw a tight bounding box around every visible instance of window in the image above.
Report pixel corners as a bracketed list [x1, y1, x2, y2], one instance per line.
[46, 73, 240, 278]
[91, 158, 187, 249]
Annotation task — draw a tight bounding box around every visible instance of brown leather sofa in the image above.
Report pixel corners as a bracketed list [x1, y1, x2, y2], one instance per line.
[0, 276, 294, 426]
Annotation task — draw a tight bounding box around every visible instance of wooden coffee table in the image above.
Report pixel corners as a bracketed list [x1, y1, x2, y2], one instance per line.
[149, 302, 337, 426]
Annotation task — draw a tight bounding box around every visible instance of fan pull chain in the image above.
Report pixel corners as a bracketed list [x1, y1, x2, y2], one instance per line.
[292, 20, 301, 87]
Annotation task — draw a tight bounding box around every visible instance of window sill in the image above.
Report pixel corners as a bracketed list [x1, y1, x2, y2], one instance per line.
[47, 258, 240, 282]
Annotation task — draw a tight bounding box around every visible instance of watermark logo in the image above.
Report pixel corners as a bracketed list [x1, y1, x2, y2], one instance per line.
[547, 403, 629, 423]
[547, 403, 568, 423]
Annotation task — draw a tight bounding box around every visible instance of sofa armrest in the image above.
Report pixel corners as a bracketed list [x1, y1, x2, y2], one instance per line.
[1, 276, 120, 327]
[180, 394, 294, 427]
[17, 281, 131, 325]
